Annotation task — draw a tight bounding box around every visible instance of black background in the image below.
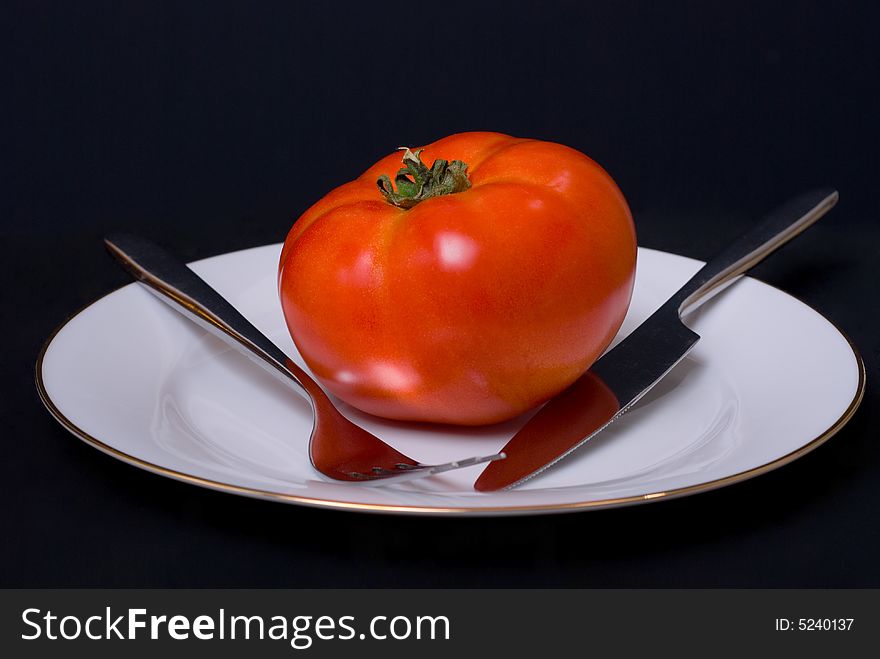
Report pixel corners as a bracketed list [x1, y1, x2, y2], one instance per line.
[3, 1, 878, 586]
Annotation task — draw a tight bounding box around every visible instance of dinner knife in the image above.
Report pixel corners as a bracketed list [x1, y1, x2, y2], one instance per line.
[474, 189, 839, 492]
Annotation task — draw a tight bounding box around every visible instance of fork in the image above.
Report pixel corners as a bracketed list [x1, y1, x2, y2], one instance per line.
[104, 234, 504, 484]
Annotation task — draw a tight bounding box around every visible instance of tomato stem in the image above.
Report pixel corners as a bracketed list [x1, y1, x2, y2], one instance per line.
[377, 147, 471, 209]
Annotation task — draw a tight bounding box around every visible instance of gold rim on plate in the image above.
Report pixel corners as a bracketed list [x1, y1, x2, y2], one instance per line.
[35, 275, 867, 516]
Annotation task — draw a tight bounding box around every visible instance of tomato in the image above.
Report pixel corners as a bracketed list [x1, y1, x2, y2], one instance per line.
[278, 132, 636, 425]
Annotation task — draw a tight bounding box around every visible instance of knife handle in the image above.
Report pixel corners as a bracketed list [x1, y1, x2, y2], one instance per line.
[668, 189, 838, 317]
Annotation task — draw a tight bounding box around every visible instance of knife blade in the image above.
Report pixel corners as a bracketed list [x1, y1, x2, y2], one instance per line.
[474, 189, 839, 492]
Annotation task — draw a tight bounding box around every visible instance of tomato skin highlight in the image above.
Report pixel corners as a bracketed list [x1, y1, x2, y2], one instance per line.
[279, 132, 636, 425]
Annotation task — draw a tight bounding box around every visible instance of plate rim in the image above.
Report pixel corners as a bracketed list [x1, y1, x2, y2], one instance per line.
[35, 245, 867, 516]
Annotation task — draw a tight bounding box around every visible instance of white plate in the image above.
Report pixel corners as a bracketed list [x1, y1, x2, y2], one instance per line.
[37, 245, 864, 515]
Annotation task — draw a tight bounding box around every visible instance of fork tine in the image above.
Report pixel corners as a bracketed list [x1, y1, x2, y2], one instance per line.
[349, 452, 505, 486]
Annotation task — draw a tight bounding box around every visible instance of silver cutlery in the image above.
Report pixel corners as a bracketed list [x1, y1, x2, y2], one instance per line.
[474, 189, 838, 491]
[104, 234, 504, 484]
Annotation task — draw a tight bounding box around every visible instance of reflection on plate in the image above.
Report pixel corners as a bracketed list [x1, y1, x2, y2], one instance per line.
[37, 245, 864, 515]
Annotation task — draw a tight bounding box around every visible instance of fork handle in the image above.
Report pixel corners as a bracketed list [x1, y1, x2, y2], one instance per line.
[667, 189, 838, 317]
[104, 234, 311, 400]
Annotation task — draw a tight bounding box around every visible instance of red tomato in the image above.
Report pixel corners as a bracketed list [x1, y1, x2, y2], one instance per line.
[279, 132, 636, 425]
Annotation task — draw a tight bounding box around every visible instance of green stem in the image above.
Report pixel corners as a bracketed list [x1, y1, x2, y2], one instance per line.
[377, 147, 471, 209]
